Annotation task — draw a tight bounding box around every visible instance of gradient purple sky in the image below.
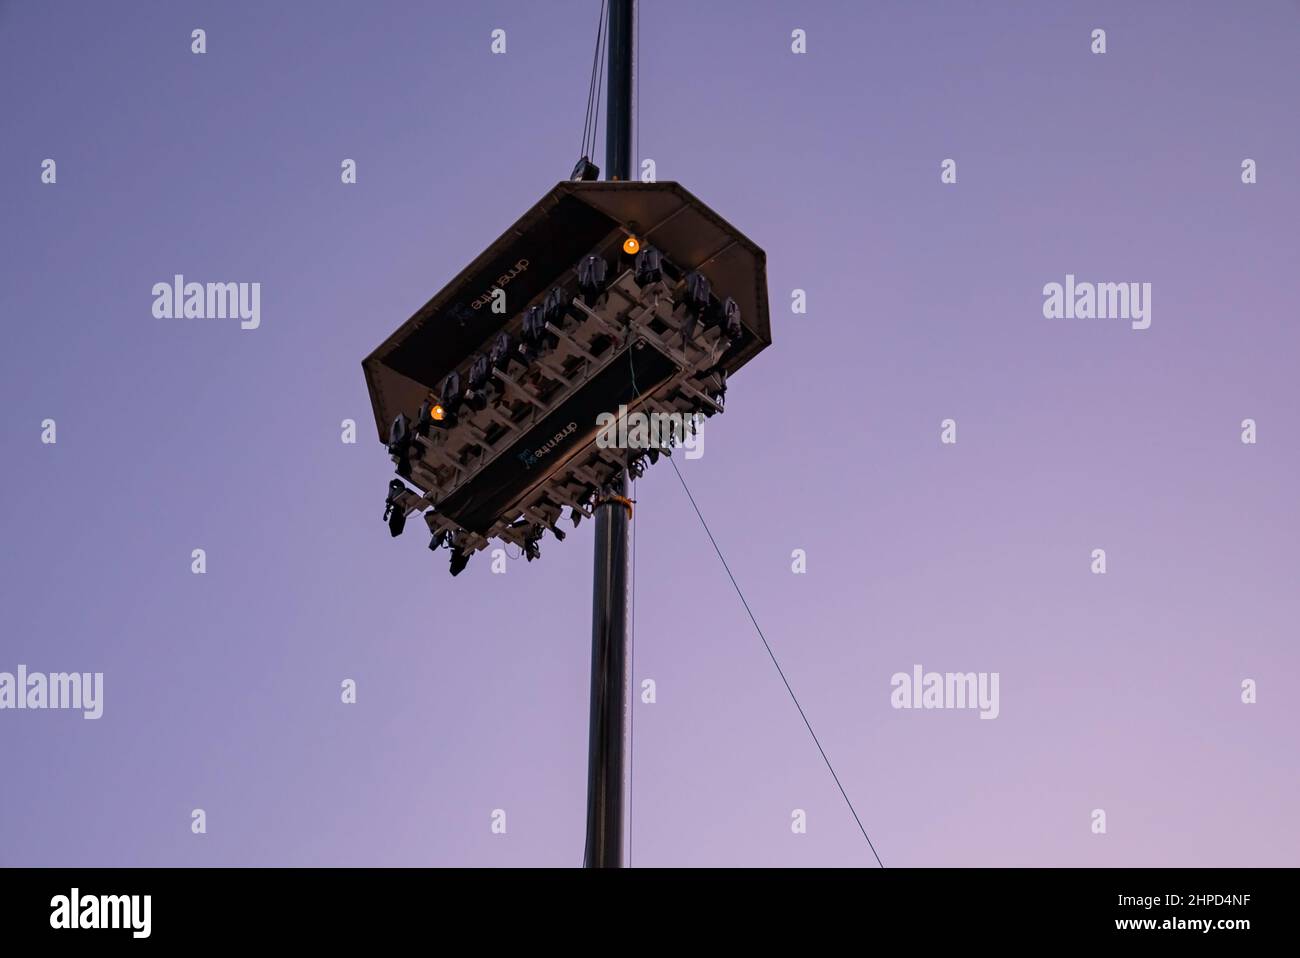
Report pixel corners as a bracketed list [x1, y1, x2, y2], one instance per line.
[2, 0, 1297, 867]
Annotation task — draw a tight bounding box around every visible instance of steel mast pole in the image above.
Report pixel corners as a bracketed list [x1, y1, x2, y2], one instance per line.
[584, 478, 631, 868]
[603, 0, 634, 183]
[584, 0, 635, 869]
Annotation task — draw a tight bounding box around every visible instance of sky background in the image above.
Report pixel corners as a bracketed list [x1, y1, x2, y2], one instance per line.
[1, 0, 1297, 867]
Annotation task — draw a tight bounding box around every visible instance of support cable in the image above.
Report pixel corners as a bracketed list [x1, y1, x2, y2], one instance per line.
[664, 456, 885, 867]
[591, 13, 606, 162]
[580, 1, 608, 161]
[624, 347, 884, 867]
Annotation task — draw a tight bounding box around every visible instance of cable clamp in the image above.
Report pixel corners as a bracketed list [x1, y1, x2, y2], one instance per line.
[596, 494, 634, 520]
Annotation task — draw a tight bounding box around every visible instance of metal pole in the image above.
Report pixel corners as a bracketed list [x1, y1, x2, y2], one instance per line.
[584, 474, 631, 867]
[584, 0, 634, 871]
[604, 0, 634, 182]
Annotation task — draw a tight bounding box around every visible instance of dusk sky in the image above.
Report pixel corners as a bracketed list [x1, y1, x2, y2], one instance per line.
[2, 0, 1297, 867]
